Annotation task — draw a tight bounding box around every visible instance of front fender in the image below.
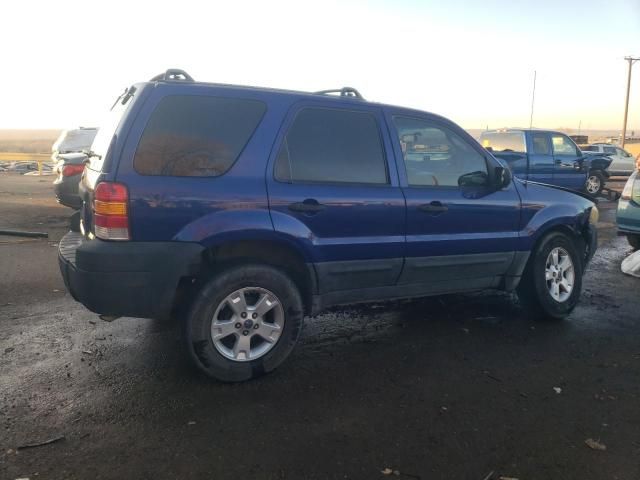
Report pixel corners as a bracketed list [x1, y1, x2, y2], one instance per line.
[516, 181, 594, 251]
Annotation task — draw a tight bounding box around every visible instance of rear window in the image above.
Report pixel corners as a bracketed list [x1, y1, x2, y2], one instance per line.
[581, 145, 597, 152]
[134, 95, 266, 177]
[274, 107, 388, 185]
[52, 129, 98, 154]
[480, 132, 526, 153]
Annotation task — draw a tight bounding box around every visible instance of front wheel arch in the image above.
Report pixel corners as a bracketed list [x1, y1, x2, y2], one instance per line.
[517, 231, 584, 320]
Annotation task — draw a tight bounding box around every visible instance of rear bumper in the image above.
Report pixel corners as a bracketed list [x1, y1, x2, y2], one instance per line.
[53, 176, 82, 209]
[58, 232, 203, 319]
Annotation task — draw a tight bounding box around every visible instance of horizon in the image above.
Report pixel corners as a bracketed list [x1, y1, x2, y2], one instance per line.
[1, 0, 639, 131]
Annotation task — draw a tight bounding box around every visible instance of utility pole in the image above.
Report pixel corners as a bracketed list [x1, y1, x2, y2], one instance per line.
[621, 56, 639, 148]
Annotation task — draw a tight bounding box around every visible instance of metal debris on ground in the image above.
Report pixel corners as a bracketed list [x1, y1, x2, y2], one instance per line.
[0, 229, 48, 238]
[585, 438, 607, 451]
[17, 435, 65, 450]
[621, 250, 640, 278]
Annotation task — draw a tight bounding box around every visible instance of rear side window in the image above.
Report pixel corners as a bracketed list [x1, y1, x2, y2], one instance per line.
[604, 146, 616, 154]
[581, 145, 597, 152]
[531, 132, 551, 155]
[134, 95, 266, 177]
[274, 107, 388, 185]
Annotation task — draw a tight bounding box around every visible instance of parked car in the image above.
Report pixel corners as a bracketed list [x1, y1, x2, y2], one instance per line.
[617, 170, 640, 250]
[51, 127, 98, 159]
[58, 69, 599, 382]
[582, 143, 636, 176]
[51, 128, 97, 209]
[479, 129, 611, 195]
[53, 152, 87, 209]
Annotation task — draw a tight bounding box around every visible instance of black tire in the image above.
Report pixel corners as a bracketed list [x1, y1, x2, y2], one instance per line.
[183, 264, 304, 382]
[585, 170, 604, 196]
[517, 232, 583, 321]
[628, 234, 640, 250]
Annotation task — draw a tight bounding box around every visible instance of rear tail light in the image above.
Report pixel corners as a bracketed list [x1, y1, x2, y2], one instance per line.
[621, 172, 639, 201]
[62, 164, 85, 177]
[93, 182, 130, 240]
[621, 180, 633, 200]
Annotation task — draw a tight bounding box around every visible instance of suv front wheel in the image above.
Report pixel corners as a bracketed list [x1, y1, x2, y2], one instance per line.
[183, 264, 304, 382]
[517, 232, 583, 320]
[585, 170, 604, 196]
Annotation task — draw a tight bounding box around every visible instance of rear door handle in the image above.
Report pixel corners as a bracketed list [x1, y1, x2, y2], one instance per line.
[288, 199, 326, 214]
[418, 201, 448, 214]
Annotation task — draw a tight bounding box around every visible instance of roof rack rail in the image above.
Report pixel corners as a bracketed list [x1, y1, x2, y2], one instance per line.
[150, 69, 194, 82]
[314, 87, 364, 100]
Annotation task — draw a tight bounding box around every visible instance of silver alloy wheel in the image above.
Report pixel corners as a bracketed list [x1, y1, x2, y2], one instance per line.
[545, 247, 575, 303]
[210, 287, 285, 362]
[586, 175, 601, 194]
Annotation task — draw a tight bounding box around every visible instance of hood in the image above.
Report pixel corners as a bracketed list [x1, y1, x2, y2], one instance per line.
[522, 179, 595, 202]
[583, 154, 612, 170]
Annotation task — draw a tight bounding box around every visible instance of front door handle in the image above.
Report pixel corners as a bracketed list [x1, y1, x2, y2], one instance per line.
[288, 199, 326, 214]
[418, 201, 448, 214]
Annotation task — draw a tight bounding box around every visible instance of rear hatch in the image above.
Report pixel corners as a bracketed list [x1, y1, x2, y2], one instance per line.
[79, 86, 142, 238]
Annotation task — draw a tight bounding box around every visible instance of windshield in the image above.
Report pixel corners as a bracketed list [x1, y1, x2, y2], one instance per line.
[88, 88, 135, 171]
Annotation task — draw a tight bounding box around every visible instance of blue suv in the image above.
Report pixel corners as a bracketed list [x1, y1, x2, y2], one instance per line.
[59, 69, 598, 381]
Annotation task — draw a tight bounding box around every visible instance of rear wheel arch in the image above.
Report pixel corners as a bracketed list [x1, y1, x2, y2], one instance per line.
[202, 239, 316, 315]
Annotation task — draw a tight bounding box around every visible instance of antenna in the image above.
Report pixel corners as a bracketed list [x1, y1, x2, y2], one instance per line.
[529, 70, 536, 129]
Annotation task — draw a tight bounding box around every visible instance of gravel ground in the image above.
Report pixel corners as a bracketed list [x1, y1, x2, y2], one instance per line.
[1, 173, 639, 480]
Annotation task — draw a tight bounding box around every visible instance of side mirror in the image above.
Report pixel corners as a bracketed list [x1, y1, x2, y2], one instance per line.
[494, 165, 512, 189]
[458, 170, 489, 187]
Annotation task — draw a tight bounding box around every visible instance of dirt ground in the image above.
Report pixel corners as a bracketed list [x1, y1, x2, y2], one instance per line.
[1, 173, 639, 480]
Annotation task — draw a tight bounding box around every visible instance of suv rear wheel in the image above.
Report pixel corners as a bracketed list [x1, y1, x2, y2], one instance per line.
[183, 264, 304, 382]
[517, 232, 583, 320]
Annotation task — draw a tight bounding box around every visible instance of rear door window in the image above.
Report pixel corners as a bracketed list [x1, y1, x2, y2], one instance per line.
[531, 132, 551, 155]
[134, 95, 266, 177]
[274, 107, 388, 185]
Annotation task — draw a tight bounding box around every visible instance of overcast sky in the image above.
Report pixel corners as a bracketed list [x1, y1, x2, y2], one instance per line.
[1, 0, 639, 131]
